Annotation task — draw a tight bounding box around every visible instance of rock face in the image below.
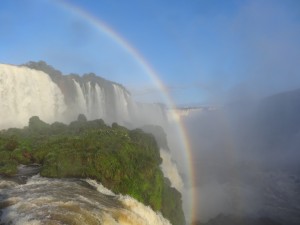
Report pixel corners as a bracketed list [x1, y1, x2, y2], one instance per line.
[24, 61, 167, 126]
[0, 61, 166, 129]
[0, 61, 186, 225]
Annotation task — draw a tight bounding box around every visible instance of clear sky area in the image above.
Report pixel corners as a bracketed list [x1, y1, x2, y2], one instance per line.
[1, 0, 300, 106]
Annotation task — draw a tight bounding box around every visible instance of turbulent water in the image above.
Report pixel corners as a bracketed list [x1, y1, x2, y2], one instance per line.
[0, 63, 185, 224]
[0, 166, 171, 225]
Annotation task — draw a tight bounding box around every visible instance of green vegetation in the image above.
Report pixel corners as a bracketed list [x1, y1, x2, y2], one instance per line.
[141, 125, 169, 150]
[0, 115, 185, 225]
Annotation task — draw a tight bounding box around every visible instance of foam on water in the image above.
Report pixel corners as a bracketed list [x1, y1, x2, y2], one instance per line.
[0, 175, 172, 225]
[0, 64, 185, 224]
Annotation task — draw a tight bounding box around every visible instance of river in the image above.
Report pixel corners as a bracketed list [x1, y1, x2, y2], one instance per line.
[0, 165, 171, 225]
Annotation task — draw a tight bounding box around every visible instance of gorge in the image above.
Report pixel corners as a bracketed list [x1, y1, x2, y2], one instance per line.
[0, 62, 185, 225]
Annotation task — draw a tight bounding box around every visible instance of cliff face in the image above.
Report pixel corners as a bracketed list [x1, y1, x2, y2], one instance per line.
[23, 61, 167, 126]
[0, 61, 185, 225]
[0, 61, 166, 130]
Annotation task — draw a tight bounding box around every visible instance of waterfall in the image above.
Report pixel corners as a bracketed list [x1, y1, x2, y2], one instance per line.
[94, 83, 106, 119]
[0, 63, 183, 211]
[72, 79, 88, 116]
[0, 64, 66, 129]
[112, 84, 130, 123]
[69, 79, 165, 127]
[160, 149, 184, 192]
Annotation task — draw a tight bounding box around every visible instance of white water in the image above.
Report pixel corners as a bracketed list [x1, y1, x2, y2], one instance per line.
[0, 64, 186, 223]
[0, 64, 66, 129]
[0, 64, 167, 129]
[113, 84, 130, 123]
[94, 83, 106, 118]
[160, 149, 184, 192]
[72, 79, 109, 121]
[0, 175, 171, 225]
[73, 79, 88, 116]
[70, 80, 184, 198]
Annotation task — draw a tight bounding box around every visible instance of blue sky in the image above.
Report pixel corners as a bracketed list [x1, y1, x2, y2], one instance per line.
[1, 0, 300, 106]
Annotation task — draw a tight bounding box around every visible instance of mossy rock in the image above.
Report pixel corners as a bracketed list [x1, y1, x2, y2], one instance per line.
[0, 116, 185, 224]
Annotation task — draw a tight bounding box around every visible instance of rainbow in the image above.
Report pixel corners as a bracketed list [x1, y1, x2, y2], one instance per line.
[51, 0, 196, 223]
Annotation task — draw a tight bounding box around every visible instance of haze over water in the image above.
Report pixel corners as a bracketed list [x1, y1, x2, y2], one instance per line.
[1, 0, 300, 225]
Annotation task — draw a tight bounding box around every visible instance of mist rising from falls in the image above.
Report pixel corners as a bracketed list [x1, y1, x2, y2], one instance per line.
[0, 63, 185, 221]
[72, 80, 106, 120]
[0, 63, 166, 129]
[160, 149, 184, 192]
[0, 64, 66, 129]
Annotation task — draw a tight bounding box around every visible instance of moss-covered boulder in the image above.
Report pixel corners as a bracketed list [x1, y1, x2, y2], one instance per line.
[0, 116, 185, 224]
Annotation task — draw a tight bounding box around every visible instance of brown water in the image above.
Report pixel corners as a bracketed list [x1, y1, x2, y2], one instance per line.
[0, 166, 171, 225]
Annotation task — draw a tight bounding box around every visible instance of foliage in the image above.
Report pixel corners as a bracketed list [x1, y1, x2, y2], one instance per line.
[141, 125, 169, 150]
[0, 116, 185, 225]
[162, 178, 186, 225]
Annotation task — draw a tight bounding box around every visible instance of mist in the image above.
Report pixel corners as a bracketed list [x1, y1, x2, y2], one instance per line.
[183, 88, 300, 224]
[177, 2, 300, 223]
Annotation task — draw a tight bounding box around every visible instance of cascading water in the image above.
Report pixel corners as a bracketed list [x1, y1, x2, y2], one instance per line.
[69, 77, 166, 127]
[0, 64, 66, 129]
[112, 84, 130, 123]
[0, 63, 185, 224]
[160, 149, 184, 192]
[71, 80, 129, 123]
[73, 79, 89, 117]
[0, 170, 171, 225]
[94, 83, 106, 119]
